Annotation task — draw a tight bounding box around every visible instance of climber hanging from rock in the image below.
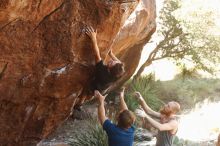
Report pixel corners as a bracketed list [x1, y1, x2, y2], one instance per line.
[85, 26, 125, 93]
[74, 26, 125, 111]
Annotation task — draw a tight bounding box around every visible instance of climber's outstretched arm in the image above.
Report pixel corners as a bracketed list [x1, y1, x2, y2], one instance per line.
[85, 26, 102, 63]
[119, 87, 128, 113]
[94, 90, 108, 125]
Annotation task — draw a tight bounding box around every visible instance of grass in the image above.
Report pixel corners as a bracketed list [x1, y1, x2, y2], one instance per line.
[68, 118, 108, 146]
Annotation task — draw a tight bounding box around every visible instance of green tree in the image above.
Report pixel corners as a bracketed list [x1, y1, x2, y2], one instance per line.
[133, 0, 220, 80]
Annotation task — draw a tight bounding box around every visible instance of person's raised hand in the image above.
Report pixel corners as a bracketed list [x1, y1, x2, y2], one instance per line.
[135, 108, 147, 118]
[94, 90, 106, 103]
[85, 26, 97, 41]
[133, 91, 144, 103]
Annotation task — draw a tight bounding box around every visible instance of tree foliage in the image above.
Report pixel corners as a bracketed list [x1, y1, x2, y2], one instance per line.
[133, 0, 220, 80]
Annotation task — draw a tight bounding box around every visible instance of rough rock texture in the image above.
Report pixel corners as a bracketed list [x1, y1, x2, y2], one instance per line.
[0, 0, 156, 145]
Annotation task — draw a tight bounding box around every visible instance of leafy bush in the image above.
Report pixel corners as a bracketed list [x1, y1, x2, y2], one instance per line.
[125, 74, 164, 112]
[126, 74, 220, 111]
[156, 77, 220, 109]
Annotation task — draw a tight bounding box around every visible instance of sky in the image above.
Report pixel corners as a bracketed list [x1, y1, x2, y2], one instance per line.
[138, 0, 220, 81]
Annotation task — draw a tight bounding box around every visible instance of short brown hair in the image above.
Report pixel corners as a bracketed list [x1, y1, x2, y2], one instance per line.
[109, 63, 125, 79]
[118, 110, 135, 129]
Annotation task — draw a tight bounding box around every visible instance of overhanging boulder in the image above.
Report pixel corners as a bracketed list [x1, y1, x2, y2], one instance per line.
[0, 0, 156, 145]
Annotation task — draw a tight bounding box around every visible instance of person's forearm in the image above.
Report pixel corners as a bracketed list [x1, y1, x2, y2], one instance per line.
[140, 100, 160, 117]
[119, 96, 128, 111]
[140, 100, 152, 114]
[91, 38, 101, 62]
[145, 114, 163, 131]
[98, 101, 106, 125]
[145, 114, 177, 131]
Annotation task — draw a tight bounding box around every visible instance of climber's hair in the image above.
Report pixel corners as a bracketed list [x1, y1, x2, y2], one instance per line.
[117, 110, 135, 129]
[109, 62, 125, 79]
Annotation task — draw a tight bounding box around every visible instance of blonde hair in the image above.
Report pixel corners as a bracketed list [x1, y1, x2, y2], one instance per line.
[171, 101, 181, 113]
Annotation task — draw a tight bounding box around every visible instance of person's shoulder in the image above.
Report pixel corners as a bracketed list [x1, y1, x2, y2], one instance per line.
[103, 119, 115, 127]
[95, 60, 108, 71]
[103, 119, 117, 132]
[103, 119, 111, 124]
[169, 118, 179, 127]
[96, 60, 104, 66]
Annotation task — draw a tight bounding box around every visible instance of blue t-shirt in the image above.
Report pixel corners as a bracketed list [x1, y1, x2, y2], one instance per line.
[103, 119, 135, 146]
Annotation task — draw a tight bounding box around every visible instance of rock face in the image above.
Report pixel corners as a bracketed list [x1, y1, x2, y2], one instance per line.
[0, 0, 156, 145]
